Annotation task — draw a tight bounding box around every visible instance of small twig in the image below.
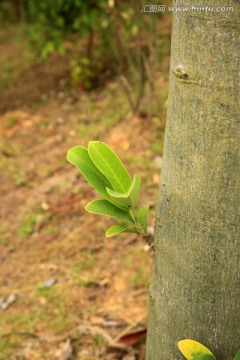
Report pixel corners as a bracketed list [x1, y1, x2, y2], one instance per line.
[143, 234, 155, 251]
[133, 54, 146, 115]
[120, 75, 136, 113]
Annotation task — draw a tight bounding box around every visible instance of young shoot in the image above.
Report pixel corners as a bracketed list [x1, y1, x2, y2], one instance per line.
[67, 141, 153, 246]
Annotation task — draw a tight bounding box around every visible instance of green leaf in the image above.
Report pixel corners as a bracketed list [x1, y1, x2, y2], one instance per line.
[234, 350, 240, 360]
[106, 224, 139, 237]
[67, 145, 128, 211]
[106, 175, 141, 208]
[129, 174, 141, 206]
[123, 227, 139, 234]
[88, 141, 131, 193]
[67, 145, 112, 201]
[85, 199, 134, 224]
[106, 188, 130, 208]
[106, 224, 128, 237]
[192, 354, 216, 360]
[137, 206, 149, 234]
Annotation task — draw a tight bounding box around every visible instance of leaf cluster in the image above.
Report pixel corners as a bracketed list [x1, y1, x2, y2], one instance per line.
[17, 0, 109, 61]
[67, 141, 149, 238]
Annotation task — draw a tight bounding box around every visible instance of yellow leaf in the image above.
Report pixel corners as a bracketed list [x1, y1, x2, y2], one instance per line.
[121, 11, 130, 20]
[108, 0, 115, 8]
[178, 339, 214, 360]
[131, 24, 138, 36]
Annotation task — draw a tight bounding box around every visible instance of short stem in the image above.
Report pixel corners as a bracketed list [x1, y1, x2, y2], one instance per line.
[130, 206, 147, 237]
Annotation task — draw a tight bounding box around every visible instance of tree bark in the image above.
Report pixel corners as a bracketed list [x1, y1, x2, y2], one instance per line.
[10, 0, 22, 22]
[146, 1, 240, 359]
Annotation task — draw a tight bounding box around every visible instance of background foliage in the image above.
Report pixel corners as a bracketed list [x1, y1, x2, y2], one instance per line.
[0, 0, 169, 114]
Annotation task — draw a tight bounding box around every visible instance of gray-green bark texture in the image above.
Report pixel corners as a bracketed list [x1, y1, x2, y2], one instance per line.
[146, 1, 240, 359]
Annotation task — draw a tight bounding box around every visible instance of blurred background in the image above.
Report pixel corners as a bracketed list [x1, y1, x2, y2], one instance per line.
[0, 1, 171, 359]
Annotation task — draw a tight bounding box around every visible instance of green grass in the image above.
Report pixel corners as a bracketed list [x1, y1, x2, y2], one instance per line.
[0, 338, 12, 355]
[76, 277, 94, 287]
[76, 83, 128, 141]
[17, 212, 37, 239]
[40, 224, 58, 237]
[36, 163, 53, 178]
[7, 115, 17, 129]
[72, 251, 96, 272]
[120, 248, 152, 289]
[0, 48, 33, 91]
[71, 331, 83, 341]
[1, 141, 25, 156]
[14, 171, 27, 186]
[0, 337, 19, 360]
[0, 288, 79, 358]
[0, 155, 27, 186]
[93, 334, 107, 347]
[0, 228, 10, 245]
[130, 267, 150, 289]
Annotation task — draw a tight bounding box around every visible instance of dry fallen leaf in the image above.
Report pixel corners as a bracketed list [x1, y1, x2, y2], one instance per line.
[117, 329, 147, 347]
[90, 316, 106, 325]
[54, 339, 72, 360]
[152, 173, 160, 184]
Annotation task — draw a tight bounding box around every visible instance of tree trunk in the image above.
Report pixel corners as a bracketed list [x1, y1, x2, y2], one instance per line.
[10, 0, 22, 22]
[146, 1, 240, 359]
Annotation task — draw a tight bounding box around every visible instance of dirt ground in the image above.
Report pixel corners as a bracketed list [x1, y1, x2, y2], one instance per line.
[0, 22, 170, 359]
